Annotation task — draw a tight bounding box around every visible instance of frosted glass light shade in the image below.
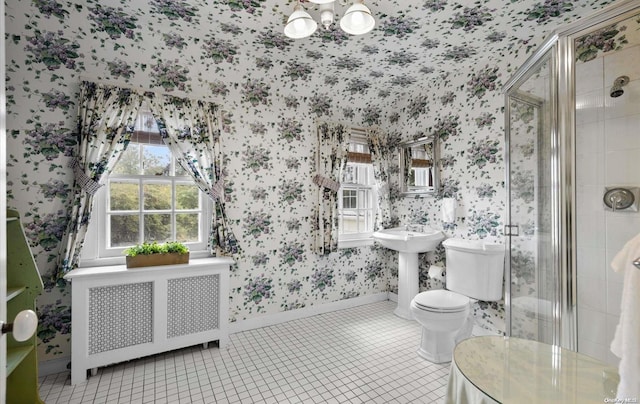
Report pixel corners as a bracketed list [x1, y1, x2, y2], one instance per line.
[340, 0, 375, 35]
[284, 5, 318, 39]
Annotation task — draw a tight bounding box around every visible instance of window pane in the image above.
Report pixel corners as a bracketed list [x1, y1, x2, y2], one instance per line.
[112, 144, 140, 175]
[109, 182, 139, 211]
[342, 211, 359, 234]
[412, 169, 421, 186]
[110, 215, 139, 247]
[144, 214, 171, 243]
[357, 212, 366, 233]
[358, 190, 369, 209]
[348, 142, 369, 154]
[344, 163, 373, 185]
[343, 165, 355, 184]
[364, 166, 372, 184]
[176, 184, 199, 210]
[135, 110, 159, 132]
[102, 136, 208, 255]
[175, 159, 188, 176]
[144, 183, 172, 210]
[413, 168, 429, 187]
[343, 190, 356, 209]
[176, 213, 199, 242]
[338, 161, 375, 238]
[142, 145, 171, 176]
[356, 166, 367, 185]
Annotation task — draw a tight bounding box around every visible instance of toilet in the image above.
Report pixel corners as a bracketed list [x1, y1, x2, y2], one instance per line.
[409, 238, 504, 363]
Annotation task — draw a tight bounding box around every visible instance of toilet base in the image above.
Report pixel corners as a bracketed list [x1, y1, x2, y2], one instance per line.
[416, 316, 474, 364]
[417, 328, 457, 363]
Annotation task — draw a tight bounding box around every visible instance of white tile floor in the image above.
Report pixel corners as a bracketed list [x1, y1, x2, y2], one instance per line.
[39, 301, 450, 404]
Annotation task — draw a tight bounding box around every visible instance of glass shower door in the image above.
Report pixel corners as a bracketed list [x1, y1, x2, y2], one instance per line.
[505, 51, 556, 344]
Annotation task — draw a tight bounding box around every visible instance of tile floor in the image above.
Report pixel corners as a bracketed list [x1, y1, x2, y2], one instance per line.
[38, 301, 450, 404]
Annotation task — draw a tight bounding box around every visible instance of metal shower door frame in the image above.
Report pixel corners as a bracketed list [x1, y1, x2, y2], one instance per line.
[503, 0, 640, 350]
[504, 48, 560, 346]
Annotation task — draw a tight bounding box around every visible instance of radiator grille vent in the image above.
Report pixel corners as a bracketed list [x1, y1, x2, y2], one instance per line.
[167, 275, 219, 338]
[88, 282, 153, 355]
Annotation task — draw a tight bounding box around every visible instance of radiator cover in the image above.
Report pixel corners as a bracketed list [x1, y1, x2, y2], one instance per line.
[88, 282, 154, 354]
[167, 274, 219, 338]
[65, 258, 231, 385]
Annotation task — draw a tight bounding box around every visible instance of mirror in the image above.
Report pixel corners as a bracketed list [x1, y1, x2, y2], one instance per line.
[399, 136, 439, 196]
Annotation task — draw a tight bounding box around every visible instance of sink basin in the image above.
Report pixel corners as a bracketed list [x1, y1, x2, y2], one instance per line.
[373, 227, 445, 253]
[373, 226, 445, 320]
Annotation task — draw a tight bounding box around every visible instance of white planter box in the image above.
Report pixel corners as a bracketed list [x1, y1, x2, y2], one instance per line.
[64, 257, 232, 385]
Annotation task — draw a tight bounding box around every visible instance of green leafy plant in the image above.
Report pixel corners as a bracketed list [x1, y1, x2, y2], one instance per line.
[123, 241, 189, 257]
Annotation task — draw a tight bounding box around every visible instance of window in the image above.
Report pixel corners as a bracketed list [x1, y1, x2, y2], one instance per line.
[82, 110, 211, 264]
[338, 132, 376, 247]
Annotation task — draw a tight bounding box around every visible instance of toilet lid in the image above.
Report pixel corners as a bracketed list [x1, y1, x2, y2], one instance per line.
[414, 290, 469, 312]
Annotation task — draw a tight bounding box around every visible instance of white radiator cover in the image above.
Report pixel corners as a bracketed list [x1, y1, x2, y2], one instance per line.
[65, 257, 232, 385]
[88, 282, 154, 355]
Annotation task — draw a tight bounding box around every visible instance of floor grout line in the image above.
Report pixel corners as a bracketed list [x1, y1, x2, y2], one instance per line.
[39, 301, 449, 403]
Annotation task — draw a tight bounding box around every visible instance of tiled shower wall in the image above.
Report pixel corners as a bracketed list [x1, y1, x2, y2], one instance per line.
[576, 42, 640, 366]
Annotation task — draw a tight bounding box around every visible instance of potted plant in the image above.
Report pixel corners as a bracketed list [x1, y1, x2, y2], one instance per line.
[123, 241, 190, 268]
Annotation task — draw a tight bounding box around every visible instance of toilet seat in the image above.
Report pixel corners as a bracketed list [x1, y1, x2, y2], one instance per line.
[413, 290, 469, 312]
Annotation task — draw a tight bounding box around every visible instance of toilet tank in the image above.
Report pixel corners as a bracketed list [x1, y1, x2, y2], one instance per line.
[443, 238, 505, 301]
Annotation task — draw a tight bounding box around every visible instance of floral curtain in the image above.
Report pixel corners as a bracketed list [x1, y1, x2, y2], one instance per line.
[146, 94, 239, 255]
[313, 121, 351, 254]
[367, 127, 393, 230]
[56, 81, 144, 280]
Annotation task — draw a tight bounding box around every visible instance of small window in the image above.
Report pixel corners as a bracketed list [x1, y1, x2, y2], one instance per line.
[338, 132, 376, 245]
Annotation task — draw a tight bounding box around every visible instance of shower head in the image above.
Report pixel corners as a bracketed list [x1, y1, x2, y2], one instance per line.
[610, 75, 629, 98]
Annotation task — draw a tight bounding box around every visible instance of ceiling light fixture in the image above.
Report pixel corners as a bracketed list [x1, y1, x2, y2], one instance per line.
[284, 0, 375, 39]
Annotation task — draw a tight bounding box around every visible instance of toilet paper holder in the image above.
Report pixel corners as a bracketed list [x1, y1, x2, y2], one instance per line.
[428, 265, 444, 280]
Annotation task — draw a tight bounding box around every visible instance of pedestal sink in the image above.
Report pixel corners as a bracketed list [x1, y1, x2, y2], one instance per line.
[373, 226, 445, 320]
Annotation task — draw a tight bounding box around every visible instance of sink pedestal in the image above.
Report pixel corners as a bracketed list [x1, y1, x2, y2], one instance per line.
[372, 226, 445, 320]
[394, 252, 419, 320]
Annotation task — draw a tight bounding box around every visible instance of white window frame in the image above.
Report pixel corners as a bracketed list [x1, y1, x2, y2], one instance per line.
[81, 140, 212, 267]
[338, 132, 376, 249]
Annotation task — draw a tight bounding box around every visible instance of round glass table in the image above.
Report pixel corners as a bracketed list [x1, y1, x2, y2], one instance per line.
[446, 336, 620, 403]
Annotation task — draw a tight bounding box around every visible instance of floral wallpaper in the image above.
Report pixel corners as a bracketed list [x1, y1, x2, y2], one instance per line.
[4, 0, 617, 363]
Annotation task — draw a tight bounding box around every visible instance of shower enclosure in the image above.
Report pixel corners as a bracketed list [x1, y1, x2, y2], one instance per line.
[504, 0, 640, 362]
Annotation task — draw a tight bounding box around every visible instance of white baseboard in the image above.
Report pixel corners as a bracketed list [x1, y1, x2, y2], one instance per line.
[229, 292, 389, 334]
[388, 292, 398, 303]
[39, 356, 70, 377]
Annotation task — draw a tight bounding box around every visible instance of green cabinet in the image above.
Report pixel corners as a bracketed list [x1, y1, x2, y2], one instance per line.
[6, 209, 44, 404]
